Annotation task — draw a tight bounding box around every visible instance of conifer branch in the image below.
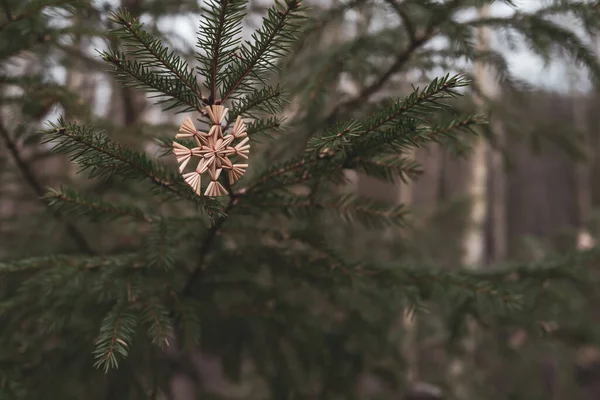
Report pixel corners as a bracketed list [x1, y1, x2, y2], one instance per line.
[351, 155, 424, 184]
[43, 119, 181, 196]
[108, 9, 206, 107]
[101, 51, 202, 113]
[220, 0, 304, 103]
[0, 119, 94, 254]
[196, 0, 246, 103]
[238, 157, 314, 194]
[93, 305, 138, 372]
[182, 195, 238, 297]
[145, 221, 178, 270]
[44, 187, 154, 223]
[256, 193, 409, 229]
[246, 116, 284, 137]
[229, 85, 287, 120]
[0, 253, 140, 274]
[141, 300, 173, 349]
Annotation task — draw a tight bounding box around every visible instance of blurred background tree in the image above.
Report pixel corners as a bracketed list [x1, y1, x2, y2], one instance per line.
[2, 1, 600, 399]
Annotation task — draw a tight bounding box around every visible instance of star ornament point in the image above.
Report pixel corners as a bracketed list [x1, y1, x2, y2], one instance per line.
[173, 106, 250, 197]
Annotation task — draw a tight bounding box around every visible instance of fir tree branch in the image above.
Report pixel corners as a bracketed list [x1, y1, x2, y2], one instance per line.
[182, 195, 238, 297]
[108, 9, 206, 107]
[93, 304, 138, 372]
[351, 155, 424, 184]
[247, 193, 409, 229]
[219, 0, 304, 103]
[0, 119, 94, 254]
[101, 51, 202, 113]
[0, 253, 141, 274]
[196, 0, 246, 104]
[246, 116, 284, 138]
[229, 85, 287, 121]
[141, 300, 174, 349]
[238, 157, 314, 195]
[44, 187, 154, 223]
[144, 220, 178, 270]
[43, 119, 181, 197]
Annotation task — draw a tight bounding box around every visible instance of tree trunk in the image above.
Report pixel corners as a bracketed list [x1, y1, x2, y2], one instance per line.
[448, 5, 496, 399]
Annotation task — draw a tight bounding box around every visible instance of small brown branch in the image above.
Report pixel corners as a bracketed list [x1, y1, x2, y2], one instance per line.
[182, 195, 237, 297]
[384, 0, 416, 44]
[0, 120, 95, 254]
[326, 32, 433, 123]
[0, 0, 72, 31]
[324, 0, 466, 125]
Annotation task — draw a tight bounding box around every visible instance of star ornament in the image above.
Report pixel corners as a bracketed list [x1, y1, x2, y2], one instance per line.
[173, 106, 250, 197]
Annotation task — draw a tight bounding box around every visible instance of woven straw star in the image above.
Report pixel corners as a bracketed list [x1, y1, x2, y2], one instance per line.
[174, 105, 249, 197]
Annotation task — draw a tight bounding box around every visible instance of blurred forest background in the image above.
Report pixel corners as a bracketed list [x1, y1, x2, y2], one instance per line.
[3, 0, 600, 399]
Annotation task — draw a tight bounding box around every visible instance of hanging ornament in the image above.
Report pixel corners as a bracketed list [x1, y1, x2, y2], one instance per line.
[172, 108, 250, 197]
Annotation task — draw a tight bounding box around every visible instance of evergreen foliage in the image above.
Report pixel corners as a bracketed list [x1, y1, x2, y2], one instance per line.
[2, 0, 600, 399]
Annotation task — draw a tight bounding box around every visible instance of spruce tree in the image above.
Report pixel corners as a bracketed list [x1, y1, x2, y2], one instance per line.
[2, 1, 600, 399]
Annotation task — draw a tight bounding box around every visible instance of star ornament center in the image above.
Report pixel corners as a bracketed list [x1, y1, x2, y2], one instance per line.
[173, 105, 250, 197]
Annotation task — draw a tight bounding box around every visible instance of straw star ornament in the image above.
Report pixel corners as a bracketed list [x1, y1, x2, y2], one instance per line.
[173, 105, 250, 197]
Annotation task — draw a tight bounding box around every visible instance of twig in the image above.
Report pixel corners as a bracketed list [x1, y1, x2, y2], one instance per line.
[0, 119, 95, 254]
[323, 0, 465, 124]
[326, 31, 433, 123]
[182, 195, 237, 296]
[0, 0, 72, 31]
[384, 0, 416, 44]
[2, 0, 12, 22]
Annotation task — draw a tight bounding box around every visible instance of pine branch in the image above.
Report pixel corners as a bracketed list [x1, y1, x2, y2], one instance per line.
[351, 155, 424, 184]
[246, 116, 284, 138]
[171, 297, 202, 350]
[144, 220, 178, 270]
[100, 50, 202, 113]
[0, 253, 140, 274]
[44, 187, 154, 223]
[219, 0, 305, 103]
[246, 193, 409, 229]
[196, 0, 246, 103]
[107, 8, 205, 108]
[310, 74, 470, 154]
[93, 304, 139, 372]
[229, 85, 287, 120]
[141, 299, 174, 349]
[42, 118, 180, 196]
[182, 195, 238, 297]
[0, 119, 94, 254]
